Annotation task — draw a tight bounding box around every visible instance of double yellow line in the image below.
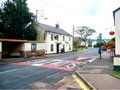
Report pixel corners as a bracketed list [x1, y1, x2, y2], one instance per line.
[72, 75, 90, 90]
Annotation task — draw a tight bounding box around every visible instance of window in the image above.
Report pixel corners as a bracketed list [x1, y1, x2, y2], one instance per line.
[31, 43, 36, 51]
[51, 34, 53, 41]
[51, 44, 54, 51]
[69, 37, 71, 41]
[69, 45, 71, 50]
[63, 36, 65, 41]
[54, 35, 59, 41]
[44, 33, 46, 40]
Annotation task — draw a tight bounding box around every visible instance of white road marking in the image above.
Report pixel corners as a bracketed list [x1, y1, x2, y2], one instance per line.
[0, 69, 18, 75]
[88, 58, 96, 63]
[32, 64, 43, 66]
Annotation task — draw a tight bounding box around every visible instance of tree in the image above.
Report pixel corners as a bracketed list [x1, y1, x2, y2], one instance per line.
[75, 26, 96, 46]
[0, 0, 37, 40]
[73, 39, 80, 48]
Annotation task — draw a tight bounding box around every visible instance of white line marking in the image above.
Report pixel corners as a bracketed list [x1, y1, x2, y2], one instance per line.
[32, 64, 43, 66]
[0, 69, 18, 75]
[88, 58, 96, 63]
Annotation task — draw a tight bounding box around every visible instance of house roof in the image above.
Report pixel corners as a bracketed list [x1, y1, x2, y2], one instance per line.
[0, 39, 41, 43]
[37, 23, 72, 36]
[0, 39, 27, 42]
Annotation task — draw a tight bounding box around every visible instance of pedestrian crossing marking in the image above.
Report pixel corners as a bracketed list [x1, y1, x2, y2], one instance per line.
[63, 60, 86, 64]
[41, 64, 74, 71]
[10, 58, 89, 71]
[76, 55, 97, 60]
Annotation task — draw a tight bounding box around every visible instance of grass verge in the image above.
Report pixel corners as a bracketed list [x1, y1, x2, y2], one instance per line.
[111, 73, 120, 79]
[77, 48, 84, 52]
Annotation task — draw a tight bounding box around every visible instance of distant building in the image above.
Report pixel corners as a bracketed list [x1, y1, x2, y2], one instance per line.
[36, 23, 73, 54]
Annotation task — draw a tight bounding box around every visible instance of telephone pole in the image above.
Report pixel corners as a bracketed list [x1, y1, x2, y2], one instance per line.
[73, 25, 75, 51]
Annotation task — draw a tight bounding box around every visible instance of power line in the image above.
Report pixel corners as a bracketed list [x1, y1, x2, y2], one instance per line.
[38, 0, 90, 15]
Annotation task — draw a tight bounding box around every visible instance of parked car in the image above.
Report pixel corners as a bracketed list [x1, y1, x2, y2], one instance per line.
[102, 46, 107, 51]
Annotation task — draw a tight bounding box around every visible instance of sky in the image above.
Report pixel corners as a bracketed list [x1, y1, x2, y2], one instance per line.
[0, 0, 120, 39]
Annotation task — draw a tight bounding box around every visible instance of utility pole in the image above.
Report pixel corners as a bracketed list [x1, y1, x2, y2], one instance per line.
[36, 10, 38, 22]
[73, 25, 75, 51]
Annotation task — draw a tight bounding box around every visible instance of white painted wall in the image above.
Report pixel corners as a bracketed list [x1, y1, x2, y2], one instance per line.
[36, 43, 46, 50]
[45, 32, 73, 54]
[115, 10, 120, 55]
[24, 43, 31, 51]
[114, 57, 120, 65]
[24, 43, 46, 51]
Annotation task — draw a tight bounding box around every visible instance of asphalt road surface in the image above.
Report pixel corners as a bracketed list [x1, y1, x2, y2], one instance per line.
[0, 48, 101, 89]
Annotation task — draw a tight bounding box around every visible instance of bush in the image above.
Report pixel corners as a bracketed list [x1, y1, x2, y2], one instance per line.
[0, 32, 4, 38]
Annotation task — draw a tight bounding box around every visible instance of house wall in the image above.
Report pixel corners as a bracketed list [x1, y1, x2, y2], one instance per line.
[114, 10, 120, 55]
[0, 42, 2, 59]
[36, 24, 73, 54]
[45, 32, 57, 54]
[113, 8, 120, 71]
[45, 32, 73, 54]
[24, 43, 45, 57]
[36, 25, 46, 43]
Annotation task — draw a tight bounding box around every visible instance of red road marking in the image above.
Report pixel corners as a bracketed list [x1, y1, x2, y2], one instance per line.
[63, 60, 86, 64]
[41, 64, 74, 71]
[11, 61, 74, 71]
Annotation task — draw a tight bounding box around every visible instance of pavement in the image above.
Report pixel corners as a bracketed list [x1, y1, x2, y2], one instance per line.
[31, 76, 82, 90]
[75, 52, 120, 90]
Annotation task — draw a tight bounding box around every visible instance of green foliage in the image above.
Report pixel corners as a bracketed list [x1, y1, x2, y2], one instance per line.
[106, 37, 115, 49]
[94, 41, 107, 47]
[75, 26, 96, 44]
[24, 24, 37, 40]
[111, 73, 120, 79]
[0, 32, 4, 38]
[73, 39, 80, 48]
[111, 37, 115, 42]
[0, 0, 37, 40]
[103, 41, 106, 46]
[76, 48, 84, 52]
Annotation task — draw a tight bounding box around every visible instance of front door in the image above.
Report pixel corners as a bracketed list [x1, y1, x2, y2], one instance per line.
[56, 43, 59, 53]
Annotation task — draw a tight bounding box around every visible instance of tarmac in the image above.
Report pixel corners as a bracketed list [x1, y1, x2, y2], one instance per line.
[1, 51, 120, 90]
[75, 52, 120, 90]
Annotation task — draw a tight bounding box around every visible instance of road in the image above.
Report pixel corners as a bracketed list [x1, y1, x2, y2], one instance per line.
[0, 48, 101, 89]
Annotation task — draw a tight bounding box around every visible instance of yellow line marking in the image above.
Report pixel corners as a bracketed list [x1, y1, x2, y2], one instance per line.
[72, 74, 90, 90]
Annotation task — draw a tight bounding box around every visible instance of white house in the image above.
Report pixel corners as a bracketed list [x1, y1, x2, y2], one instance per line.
[36, 23, 73, 54]
[113, 7, 120, 71]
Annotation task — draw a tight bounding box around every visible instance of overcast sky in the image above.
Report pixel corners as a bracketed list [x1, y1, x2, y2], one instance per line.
[1, 0, 120, 39]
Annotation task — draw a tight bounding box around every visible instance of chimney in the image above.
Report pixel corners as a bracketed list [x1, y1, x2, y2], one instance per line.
[55, 23, 59, 28]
